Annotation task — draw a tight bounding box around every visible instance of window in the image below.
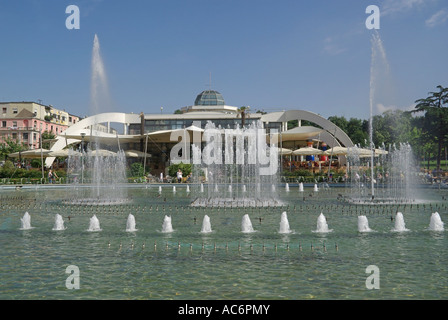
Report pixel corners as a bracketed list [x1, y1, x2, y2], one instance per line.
[2, 107, 6, 114]
[2, 121, 6, 127]
[23, 133, 28, 140]
[12, 121, 17, 128]
[12, 108, 18, 114]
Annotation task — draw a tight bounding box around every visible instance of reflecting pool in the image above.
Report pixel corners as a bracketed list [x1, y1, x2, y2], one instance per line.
[0, 184, 447, 299]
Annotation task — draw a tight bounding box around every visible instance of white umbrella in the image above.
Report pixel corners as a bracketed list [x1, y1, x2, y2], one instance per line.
[89, 149, 116, 157]
[323, 146, 348, 156]
[48, 149, 81, 157]
[124, 150, 152, 158]
[292, 147, 324, 156]
[8, 148, 52, 159]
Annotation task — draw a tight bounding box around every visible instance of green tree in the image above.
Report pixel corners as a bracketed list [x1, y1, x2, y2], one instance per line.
[0, 138, 28, 161]
[411, 85, 448, 173]
[41, 131, 56, 149]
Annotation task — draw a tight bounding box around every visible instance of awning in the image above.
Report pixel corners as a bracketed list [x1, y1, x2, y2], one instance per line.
[8, 148, 52, 159]
[269, 126, 324, 143]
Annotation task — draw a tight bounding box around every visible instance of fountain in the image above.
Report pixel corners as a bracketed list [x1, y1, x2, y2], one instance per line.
[279, 211, 292, 234]
[20, 212, 33, 230]
[162, 215, 173, 233]
[52, 214, 66, 231]
[200, 215, 213, 233]
[429, 212, 444, 231]
[313, 184, 319, 192]
[65, 34, 129, 206]
[392, 212, 409, 232]
[285, 183, 290, 192]
[241, 214, 255, 233]
[88, 214, 101, 232]
[299, 182, 304, 192]
[191, 121, 282, 207]
[314, 213, 331, 233]
[126, 214, 138, 232]
[357, 215, 373, 232]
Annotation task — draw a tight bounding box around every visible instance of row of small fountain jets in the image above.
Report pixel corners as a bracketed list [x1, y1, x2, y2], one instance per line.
[19, 211, 445, 233]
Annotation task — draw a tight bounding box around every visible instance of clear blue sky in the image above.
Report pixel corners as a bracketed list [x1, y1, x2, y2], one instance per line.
[1, 0, 447, 120]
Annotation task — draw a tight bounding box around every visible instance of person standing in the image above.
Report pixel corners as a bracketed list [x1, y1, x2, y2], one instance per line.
[177, 169, 182, 183]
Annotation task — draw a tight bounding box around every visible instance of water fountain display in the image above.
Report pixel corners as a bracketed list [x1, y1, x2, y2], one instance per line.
[241, 214, 255, 233]
[2, 31, 447, 301]
[19, 212, 33, 230]
[126, 214, 137, 232]
[429, 212, 444, 231]
[392, 212, 409, 232]
[278, 211, 292, 234]
[161, 215, 174, 233]
[200, 215, 213, 233]
[88, 214, 102, 232]
[52, 214, 66, 231]
[357, 215, 373, 233]
[314, 213, 332, 233]
[64, 34, 129, 206]
[190, 121, 282, 207]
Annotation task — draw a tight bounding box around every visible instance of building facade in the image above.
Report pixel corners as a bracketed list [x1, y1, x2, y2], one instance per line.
[0, 102, 80, 149]
[45, 89, 354, 175]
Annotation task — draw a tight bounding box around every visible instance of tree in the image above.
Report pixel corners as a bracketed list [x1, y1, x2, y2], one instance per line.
[411, 85, 448, 173]
[0, 138, 28, 161]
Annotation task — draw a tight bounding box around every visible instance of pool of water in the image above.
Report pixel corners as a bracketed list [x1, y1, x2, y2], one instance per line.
[1, 184, 447, 299]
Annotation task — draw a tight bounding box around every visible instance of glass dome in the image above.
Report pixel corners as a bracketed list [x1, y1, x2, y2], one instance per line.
[194, 90, 225, 106]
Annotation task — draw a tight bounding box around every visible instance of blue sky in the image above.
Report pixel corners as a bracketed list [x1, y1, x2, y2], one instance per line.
[0, 0, 447, 120]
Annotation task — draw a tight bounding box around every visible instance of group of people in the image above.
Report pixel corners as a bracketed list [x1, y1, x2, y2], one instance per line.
[158, 169, 191, 183]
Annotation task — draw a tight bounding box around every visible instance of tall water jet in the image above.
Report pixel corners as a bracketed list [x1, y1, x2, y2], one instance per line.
[392, 212, 409, 232]
[279, 211, 292, 234]
[162, 215, 173, 233]
[90, 34, 110, 115]
[52, 214, 66, 231]
[241, 214, 255, 233]
[358, 215, 372, 232]
[299, 182, 304, 192]
[368, 31, 391, 198]
[65, 34, 128, 205]
[200, 215, 212, 233]
[88, 214, 101, 232]
[314, 213, 331, 233]
[126, 214, 137, 232]
[20, 212, 33, 230]
[285, 183, 290, 192]
[429, 212, 444, 231]
[313, 184, 319, 192]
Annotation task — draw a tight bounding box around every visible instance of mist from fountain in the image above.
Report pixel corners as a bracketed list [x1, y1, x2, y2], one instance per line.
[65, 34, 128, 206]
[88, 214, 102, 232]
[52, 214, 66, 231]
[279, 211, 292, 234]
[357, 215, 373, 233]
[190, 121, 282, 207]
[162, 215, 173, 233]
[20, 212, 33, 230]
[200, 215, 213, 233]
[392, 212, 409, 232]
[126, 214, 137, 232]
[241, 214, 255, 233]
[429, 212, 444, 231]
[314, 213, 332, 233]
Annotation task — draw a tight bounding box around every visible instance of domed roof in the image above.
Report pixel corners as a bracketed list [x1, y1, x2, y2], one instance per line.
[194, 90, 225, 106]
